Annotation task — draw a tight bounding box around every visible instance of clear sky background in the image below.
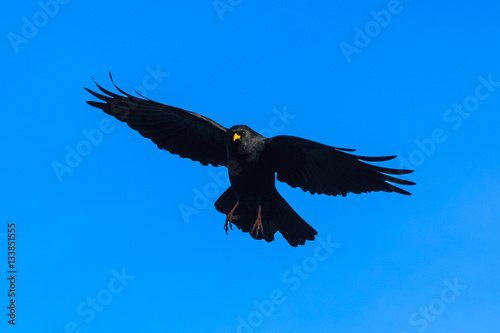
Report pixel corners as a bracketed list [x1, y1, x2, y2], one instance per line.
[2, 0, 500, 332]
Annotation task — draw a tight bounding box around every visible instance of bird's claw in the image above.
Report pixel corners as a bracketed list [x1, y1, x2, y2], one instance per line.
[224, 223, 231, 235]
[224, 220, 233, 234]
[224, 214, 238, 235]
[251, 218, 264, 238]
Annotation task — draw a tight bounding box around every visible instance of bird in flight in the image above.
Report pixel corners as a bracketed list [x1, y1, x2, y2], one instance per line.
[85, 74, 415, 247]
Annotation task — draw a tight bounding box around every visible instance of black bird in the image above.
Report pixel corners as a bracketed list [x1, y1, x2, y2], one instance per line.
[85, 75, 415, 247]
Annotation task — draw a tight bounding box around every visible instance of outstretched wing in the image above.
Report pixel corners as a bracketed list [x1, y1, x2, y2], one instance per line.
[85, 75, 228, 167]
[264, 135, 415, 196]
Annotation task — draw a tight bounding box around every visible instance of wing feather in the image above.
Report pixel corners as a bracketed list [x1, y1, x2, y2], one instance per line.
[85, 74, 228, 167]
[264, 135, 415, 196]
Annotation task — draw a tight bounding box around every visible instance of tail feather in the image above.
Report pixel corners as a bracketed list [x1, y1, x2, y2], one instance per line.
[215, 187, 317, 246]
[271, 190, 317, 246]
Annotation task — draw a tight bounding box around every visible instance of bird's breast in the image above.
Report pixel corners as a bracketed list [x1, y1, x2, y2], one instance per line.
[227, 162, 275, 197]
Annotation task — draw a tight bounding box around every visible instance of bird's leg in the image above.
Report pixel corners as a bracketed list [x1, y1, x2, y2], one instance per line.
[224, 201, 239, 234]
[251, 205, 264, 237]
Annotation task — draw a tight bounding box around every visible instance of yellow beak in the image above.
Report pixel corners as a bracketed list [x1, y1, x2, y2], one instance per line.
[233, 133, 241, 141]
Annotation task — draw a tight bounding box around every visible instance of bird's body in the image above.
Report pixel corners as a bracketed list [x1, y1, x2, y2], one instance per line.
[226, 125, 272, 198]
[86, 75, 415, 247]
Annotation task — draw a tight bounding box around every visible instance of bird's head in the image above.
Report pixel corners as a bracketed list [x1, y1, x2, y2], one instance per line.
[228, 125, 266, 163]
[229, 125, 252, 142]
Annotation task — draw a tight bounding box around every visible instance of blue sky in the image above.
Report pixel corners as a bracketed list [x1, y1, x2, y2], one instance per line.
[2, 0, 500, 332]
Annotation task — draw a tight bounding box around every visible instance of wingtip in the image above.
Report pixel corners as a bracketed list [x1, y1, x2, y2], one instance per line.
[358, 155, 397, 162]
[393, 186, 412, 196]
[86, 100, 106, 108]
[133, 88, 151, 100]
[107, 72, 134, 97]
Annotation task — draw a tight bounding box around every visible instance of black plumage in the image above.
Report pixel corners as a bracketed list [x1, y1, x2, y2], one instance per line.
[85, 75, 415, 247]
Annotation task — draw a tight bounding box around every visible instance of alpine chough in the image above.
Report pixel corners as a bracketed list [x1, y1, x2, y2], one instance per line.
[85, 75, 415, 247]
